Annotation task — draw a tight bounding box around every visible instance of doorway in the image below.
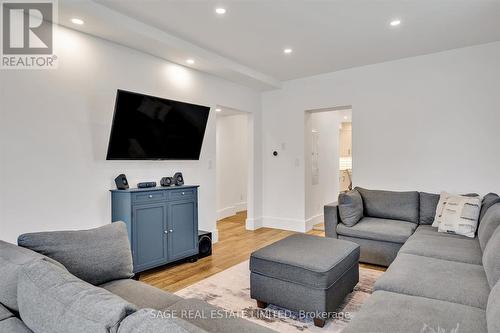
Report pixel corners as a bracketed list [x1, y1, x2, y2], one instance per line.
[304, 106, 352, 231]
[339, 117, 353, 192]
[215, 107, 250, 223]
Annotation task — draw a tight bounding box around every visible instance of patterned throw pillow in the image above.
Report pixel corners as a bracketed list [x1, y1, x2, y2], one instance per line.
[432, 192, 478, 228]
[437, 195, 482, 238]
[432, 192, 451, 228]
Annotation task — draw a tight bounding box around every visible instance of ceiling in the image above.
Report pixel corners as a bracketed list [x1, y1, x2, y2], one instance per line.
[59, 0, 500, 90]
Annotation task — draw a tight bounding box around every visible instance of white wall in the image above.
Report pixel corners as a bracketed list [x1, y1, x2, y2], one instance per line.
[0, 25, 262, 243]
[261, 42, 500, 232]
[216, 114, 249, 220]
[304, 111, 344, 229]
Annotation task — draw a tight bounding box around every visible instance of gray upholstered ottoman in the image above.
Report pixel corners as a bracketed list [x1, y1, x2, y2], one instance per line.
[250, 234, 360, 327]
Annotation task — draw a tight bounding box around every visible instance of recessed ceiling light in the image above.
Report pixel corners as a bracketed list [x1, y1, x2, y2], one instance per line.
[390, 19, 401, 27]
[71, 18, 84, 25]
[215, 108, 222, 112]
[283, 48, 293, 54]
[186, 59, 195, 65]
[215, 8, 226, 15]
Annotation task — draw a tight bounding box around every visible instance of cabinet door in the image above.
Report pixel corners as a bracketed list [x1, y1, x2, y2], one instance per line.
[132, 202, 168, 272]
[167, 200, 198, 261]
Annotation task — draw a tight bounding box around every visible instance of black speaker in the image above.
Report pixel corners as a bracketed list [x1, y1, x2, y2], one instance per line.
[173, 172, 184, 186]
[137, 182, 156, 188]
[114, 174, 129, 190]
[197, 230, 212, 259]
[160, 177, 173, 187]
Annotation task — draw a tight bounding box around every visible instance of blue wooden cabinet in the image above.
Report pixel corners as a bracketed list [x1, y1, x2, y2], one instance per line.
[111, 186, 199, 273]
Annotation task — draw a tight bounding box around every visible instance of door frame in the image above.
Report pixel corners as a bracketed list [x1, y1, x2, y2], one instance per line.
[214, 106, 258, 232]
[303, 105, 352, 231]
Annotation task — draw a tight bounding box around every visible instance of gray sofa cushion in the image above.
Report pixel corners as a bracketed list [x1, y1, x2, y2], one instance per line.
[418, 192, 440, 225]
[338, 190, 363, 226]
[355, 187, 419, 223]
[374, 253, 490, 309]
[338, 235, 402, 266]
[480, 193, 500, 221]
[0, 303, 13, 322]
[1, 304, 34, 332]
[414, 225, 468, 239]
[166, 298, 277, 333]
[343, 290, 487, 333]
[487, 280, 500, 333]
[100, 279, 182, 310]
[18, 222, 134, 285]
[0, 240, 65, 312]
[17, 260, 136, 333]
[400, 232, 483, 265]
[118, 309, 209, 333]
[478, 203, 500, 251]
[337, 217, 417, 244]
[0, 317, 34, 333]
[250, 234, 359, 289]
[483, 225, 500, 288]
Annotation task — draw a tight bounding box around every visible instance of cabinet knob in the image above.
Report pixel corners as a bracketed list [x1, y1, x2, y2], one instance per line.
[164, 230, 168, 234]
[169, 229, 173, 233]
[181, 192, 185, 195]
[148, 195, 153, 198]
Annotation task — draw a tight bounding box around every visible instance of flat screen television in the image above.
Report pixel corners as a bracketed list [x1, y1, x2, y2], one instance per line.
[106, 90, 210, 160]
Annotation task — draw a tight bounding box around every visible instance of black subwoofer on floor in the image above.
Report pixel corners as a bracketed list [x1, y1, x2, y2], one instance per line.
[198, 230, 212, 259]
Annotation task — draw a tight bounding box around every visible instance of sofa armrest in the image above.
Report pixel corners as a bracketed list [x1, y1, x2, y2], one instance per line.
[324, 202, 340, 238]
[118, 309, 210, 333]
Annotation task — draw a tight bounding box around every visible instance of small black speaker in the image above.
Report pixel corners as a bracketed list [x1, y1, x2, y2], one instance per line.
[114, 174, 129, 190]
[197, 231, 212, 259]
[137, 182, 156, 188]
[173, 172, 184, 186]
[160, 177, 173, 187]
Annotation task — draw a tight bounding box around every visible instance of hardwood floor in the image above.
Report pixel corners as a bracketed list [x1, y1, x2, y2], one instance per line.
[140, 211, 383, 292]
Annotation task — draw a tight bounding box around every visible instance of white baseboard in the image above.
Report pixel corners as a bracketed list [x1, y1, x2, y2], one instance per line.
[245, 215, 320, 233]
[211, 228, 219, 244]
[246, 216, 263, 230]
[217, 206, 236, 220]
[305, 214, 324, 231]
[261, 216, 308, 232]
[217, 202, 247, 220]
[234, 201, 247, 213]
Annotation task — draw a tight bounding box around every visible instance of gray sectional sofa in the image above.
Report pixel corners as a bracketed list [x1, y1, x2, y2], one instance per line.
[325, 188, 500, 332]
[0, 222, 275, 333]
[325, 187, 423, 266]
[324, 187, 494, 266]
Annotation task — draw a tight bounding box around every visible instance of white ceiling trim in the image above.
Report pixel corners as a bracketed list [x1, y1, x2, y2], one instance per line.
[58, 0, 282, 91]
